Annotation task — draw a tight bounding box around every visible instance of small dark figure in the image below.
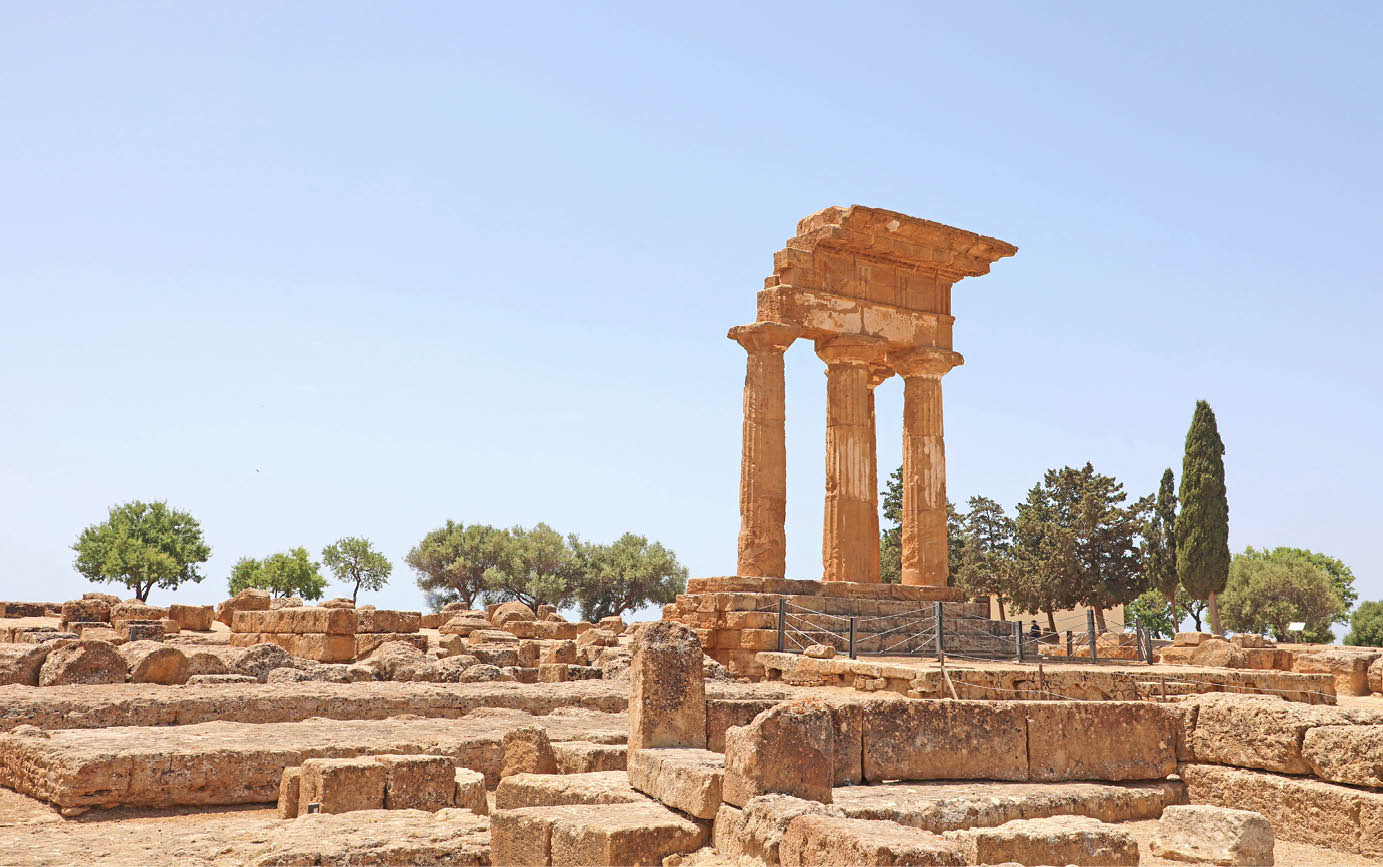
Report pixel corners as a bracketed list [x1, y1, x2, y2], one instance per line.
[1029, 621, 1041, 639]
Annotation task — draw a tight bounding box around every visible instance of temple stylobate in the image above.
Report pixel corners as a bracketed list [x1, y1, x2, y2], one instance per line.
[731, 206, 1017, 588]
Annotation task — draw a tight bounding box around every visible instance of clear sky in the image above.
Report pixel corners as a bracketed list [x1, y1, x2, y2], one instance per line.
[2, 3, 1379, 628]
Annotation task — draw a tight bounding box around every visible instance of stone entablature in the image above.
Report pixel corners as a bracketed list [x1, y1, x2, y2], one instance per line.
[731, 205, 1015, 587]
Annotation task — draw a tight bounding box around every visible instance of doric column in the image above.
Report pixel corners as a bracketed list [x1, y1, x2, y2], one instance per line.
[887, 347, 964, 586]
[729, 322, 799, 577]
[816, 336, 886, 583]
[866, 366, 893, 584]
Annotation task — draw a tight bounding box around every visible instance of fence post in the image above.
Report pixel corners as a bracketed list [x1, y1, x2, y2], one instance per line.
[848, 616, 857, 660]
[1065, 629, 1073, 658]
[933, 601, 944, 658]
[1013, 620, 1024, 663]
[776, 598, 785, 653]
[1135, 617, 1148, 663]
[1087, 609, 1098, 662]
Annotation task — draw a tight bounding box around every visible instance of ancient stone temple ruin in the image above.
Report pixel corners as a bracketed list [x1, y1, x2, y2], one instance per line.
[733, 205, 1017, 587]
[664, 206, 1019, 674]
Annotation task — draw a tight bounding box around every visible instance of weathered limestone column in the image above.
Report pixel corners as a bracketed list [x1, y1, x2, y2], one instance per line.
[888, 347, 964, 586]
[816, 337, 886, 583]
[866, 366, 893, 584]
[729, 322, 799, 578]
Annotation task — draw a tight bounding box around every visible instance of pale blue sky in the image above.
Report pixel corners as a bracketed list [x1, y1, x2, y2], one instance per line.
[2, 3, 1379, 626]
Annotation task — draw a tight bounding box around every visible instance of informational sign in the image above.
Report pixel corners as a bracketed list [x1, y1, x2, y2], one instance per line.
[1288, 621, 1306, 632]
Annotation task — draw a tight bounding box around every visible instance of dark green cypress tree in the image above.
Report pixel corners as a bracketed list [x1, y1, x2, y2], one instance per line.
[1144, 468, 1179, 607]
[1176, 401, 1230, 634]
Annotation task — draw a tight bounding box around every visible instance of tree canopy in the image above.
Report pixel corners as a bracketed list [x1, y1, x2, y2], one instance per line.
[72, 500, 211, 601]
[571, 532, 687, 622]
[1219, 552, 1345, 641]
[228, 547, 327, 600]
[405, 521, 511, 611]
[1177, 400, 1230, 633]
[322, 537, 392, 604]
[950, 496, 1015, 613]
[1345, 602, 1383, 648]
[483, 523, 575, 611]
[879, 466, 962, 585]
[1143, 468, 1179, 606]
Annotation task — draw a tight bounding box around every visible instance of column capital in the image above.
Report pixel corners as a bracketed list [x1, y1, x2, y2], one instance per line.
[867, 365, 894, 389]
[729, 322, 800, 353]
[887, 346, 964, 378]
[814, 335, 887, 368]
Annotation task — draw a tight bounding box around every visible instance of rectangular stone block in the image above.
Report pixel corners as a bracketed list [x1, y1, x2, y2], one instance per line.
[419, 612, 446, 629]
[539, 663, 570, 682]
[552, 741, 626, 774]
[494, 771, 644, 810]
[781, 814, 964, 866]
[489, 805, 591, 866]
[1181, 762, 1383, 857]
[629, 622, 706, 752]
[627, 748, 725, 819]
[861, 699, 1027, 783]
[278, 766, 301, 818]
[548, 800, 709, 866]
[376, 753, 455, 811]
[454, 767, 488, 815]
[167, 604, 213, 632]
[1185, 693, 1359, 774]
[467, 629, 519, 646]
[298, 757, 386, 814]
[1302, 724, 1383, 788]
[943, 815, 1138, 866]
[1025, 701, 1177, 781]
[356, 609, 421, 634]
[232, 607, 357, 635]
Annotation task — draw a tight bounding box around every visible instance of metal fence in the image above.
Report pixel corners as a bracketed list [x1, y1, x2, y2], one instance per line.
[773, 599, 1155, 665]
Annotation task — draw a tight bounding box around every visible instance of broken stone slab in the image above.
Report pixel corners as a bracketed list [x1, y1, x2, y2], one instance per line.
[629, 621, 707, 752]
[494, 771, 646, 809]
[0, 711, 627, 808]
[261, 808, 490, 865]
[831, 779, 1186, 833]
[188, 673, 257, 684]
[298, 756, 387, 814]
[552, 740, 626, 773]
[0, 643, 53, 686]
[454, 766, 488, 815]
[167, 603, 213, 632]
[501, 724, 557, 777]
[118, 640, 188, 685]
[1180, 762, 1383, 857]
[355, 632, 428, 658]
[1302, 723, 1383, 787]
[943, 814, 1139, 866]
[628, 747, 724, 819]
[706, 698, 781, 751]
[780, 814, 965, 866]
[712, 795, 845, 864]
[861, 698, 1027, 783]
[1151, 803, 1274, 866]
[228, 642, 298, 682]
[215, 588, 270, 627]
[723, 698, 835, 806]
[1184, 692, 1372, 774]
[37, 639, 125, 686]
[1293, 649, 1378, 696]
[278, 766, 301, 818]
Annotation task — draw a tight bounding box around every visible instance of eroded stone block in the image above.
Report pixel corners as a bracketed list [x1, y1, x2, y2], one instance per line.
[628, 621, 706, 751]
[723, 698, 834, 806]
[944, 814, 1138, 866]
[298, 757, 386, 815]
[627, 747, 724, 819]
[1151, 804, 1274, 866]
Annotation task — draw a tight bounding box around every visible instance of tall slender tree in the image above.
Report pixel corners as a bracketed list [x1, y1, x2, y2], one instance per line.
[1176, 400, 1230, 634]
[1143, 468, 1179, 610]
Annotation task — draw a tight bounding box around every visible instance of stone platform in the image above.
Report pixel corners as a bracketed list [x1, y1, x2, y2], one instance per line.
[0, 709, 627, 809]
[663, 576, 984, 676]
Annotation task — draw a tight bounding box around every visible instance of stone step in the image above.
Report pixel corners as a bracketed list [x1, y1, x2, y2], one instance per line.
[627, 747, 725, 819]
[490, 801, 709, 866]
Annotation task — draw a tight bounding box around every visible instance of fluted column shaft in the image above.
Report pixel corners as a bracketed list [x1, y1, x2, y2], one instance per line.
[889, 348, 963, 586]
[866, 367, 893, 583]
[730, 323, 799, 577]
[817, 337, 886, 583]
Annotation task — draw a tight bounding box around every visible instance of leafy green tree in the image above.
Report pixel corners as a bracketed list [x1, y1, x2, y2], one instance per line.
[1219, 552, 1345, 641]
[571, 533, 688, 622]
[228, 547, 327, 600]
[1126, 588, 1180, 638]
[951, 496, 1015, 617]
[322, 537, 392, 605]
[1177, 400, 1230, 634]
[406, 521, 511, 611]
[1345, 602, 1383, 647]
[1238, 547, 1356, 640]
[72, 500, 211, 601]
[1143, 468, 1179, 608]
[483, 523, 575, 611]
[1005, 464, 1149, 633]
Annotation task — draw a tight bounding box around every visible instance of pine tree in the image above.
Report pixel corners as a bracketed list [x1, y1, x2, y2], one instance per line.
[1143, 468, 1179, 610]
[1176, 400, 1230, 634]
